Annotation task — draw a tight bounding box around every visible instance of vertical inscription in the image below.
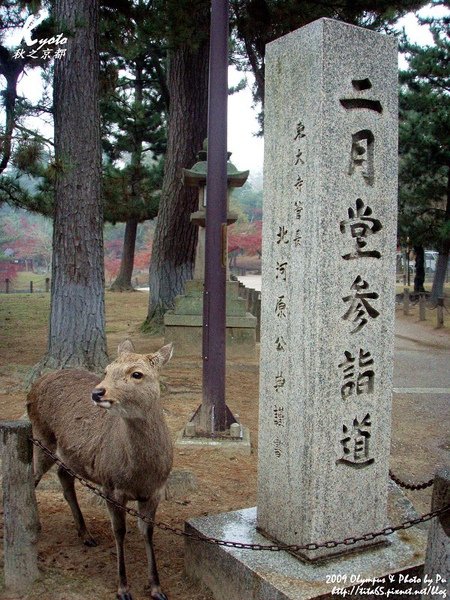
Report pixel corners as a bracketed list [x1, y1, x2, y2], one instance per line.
[337, 414, 374, 468]
[348, 130, 374, 185]
[340, 198, 382, 260]
[270, 119, 308, 453]
[342, 276, 380, 334]
[337, 77, 386, 469]
[339, 349, 375, 399]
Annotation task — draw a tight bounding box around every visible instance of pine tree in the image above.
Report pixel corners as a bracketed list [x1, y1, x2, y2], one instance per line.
[36, 0, 109, 373]
[230, 0, 428, 129]
[398, 14, 449, 302]
[0, 3, 54, 174]
[145, 0, 210, 326]
[145, 0, 430, 325]
[100, 4, 167, 291]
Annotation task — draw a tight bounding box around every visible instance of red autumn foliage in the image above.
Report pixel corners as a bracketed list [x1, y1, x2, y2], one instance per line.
[133, 249, 152, 271]
[0, 260, 20, 283]
[104, 257, 121, 282]
[228, 221, 262, 256]
[104, 238, 123, 258]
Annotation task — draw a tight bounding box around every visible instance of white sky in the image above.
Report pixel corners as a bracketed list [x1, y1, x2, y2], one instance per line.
[5, 3, 449, 181]
[227, 3, 449, 178]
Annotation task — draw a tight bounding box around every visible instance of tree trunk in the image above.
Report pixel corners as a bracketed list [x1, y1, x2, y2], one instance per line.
[413, 245, 425, 293]
[0, 57, 22, 174]
[145, 38, 209, 325]
[430, 249, 449, 305]
[111, 64, 144, 292]
[430, 167, 450, 305]
[39, 0, 108, 373]
[110, 218, 138, 291]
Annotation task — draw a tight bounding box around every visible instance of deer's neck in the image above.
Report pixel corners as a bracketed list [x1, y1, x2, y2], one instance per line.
[120, 406, 165, 450]
[115, 407, 172, 486]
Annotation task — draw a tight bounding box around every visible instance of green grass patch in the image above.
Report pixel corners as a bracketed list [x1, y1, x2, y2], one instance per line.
[0, 291, 155, 369]
[0, 294, 50, 336]
[0, 294, 50, 365]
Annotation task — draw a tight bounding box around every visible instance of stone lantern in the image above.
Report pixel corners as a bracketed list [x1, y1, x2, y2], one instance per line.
[182, 140, 249, 280]
[163, 141, 257, 359]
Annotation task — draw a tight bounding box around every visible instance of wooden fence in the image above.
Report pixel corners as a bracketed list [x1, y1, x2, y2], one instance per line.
[400, 288, 446, 328]
[1, 277, 50, 294]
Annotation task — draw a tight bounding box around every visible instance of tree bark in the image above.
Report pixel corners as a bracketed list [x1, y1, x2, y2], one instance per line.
[430, 167, 450, 305]
[145, 37, 209, 325]
[0, 53, 22, 174]
[110, 218, 138, 291]
[39, 0, 108, 372]
[413, 245, 425, 293]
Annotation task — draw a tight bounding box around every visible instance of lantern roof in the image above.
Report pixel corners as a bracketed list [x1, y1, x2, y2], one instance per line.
[182, 139, 249, 188]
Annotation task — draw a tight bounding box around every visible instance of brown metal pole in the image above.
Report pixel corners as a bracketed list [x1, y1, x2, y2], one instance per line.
[201, 0, 229, 433]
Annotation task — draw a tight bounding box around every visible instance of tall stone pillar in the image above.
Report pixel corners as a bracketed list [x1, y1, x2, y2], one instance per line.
[257, 18, 398, 560]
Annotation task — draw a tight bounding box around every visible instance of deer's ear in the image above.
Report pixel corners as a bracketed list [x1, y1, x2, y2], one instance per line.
[147, 343, 173, 369]
[118, 339, 135, 355]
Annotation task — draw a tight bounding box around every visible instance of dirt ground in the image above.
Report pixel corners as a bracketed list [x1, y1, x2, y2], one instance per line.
[0, 291, 448, 600]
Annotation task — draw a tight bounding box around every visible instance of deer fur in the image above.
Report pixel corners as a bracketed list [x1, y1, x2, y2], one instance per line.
[27, 340, 174, 600]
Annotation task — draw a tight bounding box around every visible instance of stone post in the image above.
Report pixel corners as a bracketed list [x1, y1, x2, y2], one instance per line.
[248, 289, 257, 315]
[244, 287, 251, 310]
[423, 467, 450, 595]
[436, 297, 444, 328]
[255, 294, 261, 342]
[5, 278, 10, 293]
[0, 420, 40, 592]
[403, 287, 410, 315]
[30, 280, 33, 294]
[258, 18, 397, 561]
[193, 220, 207, 281]
[45, 277, 50, 293]
[419, 293, 426, 321]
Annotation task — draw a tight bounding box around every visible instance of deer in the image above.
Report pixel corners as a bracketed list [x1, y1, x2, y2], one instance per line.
[27, 340, 174, 600]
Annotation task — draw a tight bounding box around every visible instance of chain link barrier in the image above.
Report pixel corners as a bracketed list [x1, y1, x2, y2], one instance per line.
[389, 469, 434, 491]
[30, 437, 449, 553]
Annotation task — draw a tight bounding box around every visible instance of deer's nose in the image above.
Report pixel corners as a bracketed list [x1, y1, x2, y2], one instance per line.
[92, 387, 106, 402]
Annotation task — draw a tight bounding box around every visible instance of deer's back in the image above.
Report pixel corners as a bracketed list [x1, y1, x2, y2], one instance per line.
[28, 369, 104, 436]
[27, 370, 110, 475]
[28, 369, 173, 497]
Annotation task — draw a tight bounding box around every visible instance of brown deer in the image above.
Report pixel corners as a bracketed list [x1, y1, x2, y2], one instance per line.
[27, 340, 174, 600]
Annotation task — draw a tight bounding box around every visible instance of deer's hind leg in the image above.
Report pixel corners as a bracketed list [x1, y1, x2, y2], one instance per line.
[33, 446, 54, 487]
[57, 466, 97, 547]
[32, 428, 56, 487]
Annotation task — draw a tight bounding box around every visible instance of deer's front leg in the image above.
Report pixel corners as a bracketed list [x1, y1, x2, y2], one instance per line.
[138, 498, 168, 600]
[106, 496, 133, 600]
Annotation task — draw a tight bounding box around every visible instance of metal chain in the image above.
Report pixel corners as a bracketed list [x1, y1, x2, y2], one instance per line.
[389, 469, 434, 490]
[30, 437, 449, 553]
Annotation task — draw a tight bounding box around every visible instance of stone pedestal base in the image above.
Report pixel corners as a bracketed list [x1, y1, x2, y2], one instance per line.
[175, 426, 251, 456]
[185, 507, 427, 600]
[164, 280, 257, 357]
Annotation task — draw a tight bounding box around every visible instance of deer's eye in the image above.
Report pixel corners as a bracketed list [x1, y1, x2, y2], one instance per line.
[131, 372, 143, 380]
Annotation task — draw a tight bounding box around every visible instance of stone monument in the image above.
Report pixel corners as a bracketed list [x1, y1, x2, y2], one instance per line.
[258, 16, 398, 561]
[185, 19, 427, 599]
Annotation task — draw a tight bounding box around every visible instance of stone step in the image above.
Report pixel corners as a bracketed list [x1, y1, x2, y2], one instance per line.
[173, 294, 247, 316]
